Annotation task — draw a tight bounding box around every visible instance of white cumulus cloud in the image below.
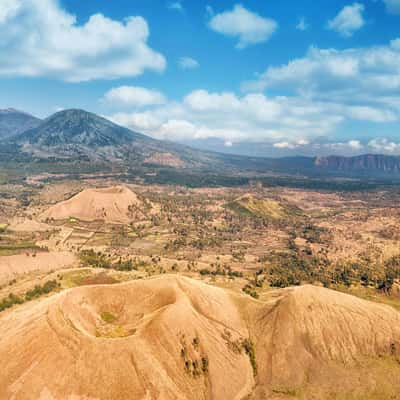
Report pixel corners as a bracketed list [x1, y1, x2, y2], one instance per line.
[103, 86, 166, 108]
[347, 140, 363, 150]
[179, 57, 199, 69]
[208, 4, 278, 49]
[167, 1, 184, 12]
[384, 0, 400, 14]
[107, 85, 400, 156]
[242, 39, 400, 123]
[328, 3, 365, 37]
[296, 17, 309, 31]
[0, 0, 166, 81]
[368, 138, 400, 153]
[273, 139, 310, 149]
[108, 89, 343, 144]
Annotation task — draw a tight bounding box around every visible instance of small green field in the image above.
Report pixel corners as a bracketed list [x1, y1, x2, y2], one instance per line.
[0, 243, 41, 256]
[334, 284, 400, 312]
[100, 311, 117, 323]
[225, 194, 303, 221]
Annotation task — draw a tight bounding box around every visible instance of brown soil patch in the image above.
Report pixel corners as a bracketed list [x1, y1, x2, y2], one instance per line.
[144, 152, 185, 168]
[0, 251, 76, 285]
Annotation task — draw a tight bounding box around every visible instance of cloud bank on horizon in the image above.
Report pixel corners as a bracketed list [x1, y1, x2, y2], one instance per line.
[0, 0, 399, 156]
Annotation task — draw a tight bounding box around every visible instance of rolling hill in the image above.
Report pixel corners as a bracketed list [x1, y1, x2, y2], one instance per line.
[40, 185, 155, 223]
[1, 276, 400, 399]
[225, 194, 303, 220]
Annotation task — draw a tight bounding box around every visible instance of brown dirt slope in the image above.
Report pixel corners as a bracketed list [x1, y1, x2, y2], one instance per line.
[9, 219, 52, 232]
[1, 277, 400, 399]
[40, 186, 145, 223]
[0, 276, 254, 400]
[0, 251, 76, 285]
[247, 285, 400, 399]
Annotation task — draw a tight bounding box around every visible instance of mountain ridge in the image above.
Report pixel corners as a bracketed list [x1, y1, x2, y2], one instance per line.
[12, 109, 213, 167]
[315, 154, 400, 174]
[0, 108, 41, 139]
[2, 107, 400, 177]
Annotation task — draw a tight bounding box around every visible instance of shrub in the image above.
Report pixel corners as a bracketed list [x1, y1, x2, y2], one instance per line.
[0, 293, 24, 312]
[242, 338, 257, 376]
[100, 311, 117, 323]
[114, 259, 137, 271]
[25, 280, 59, 301]
[201, 356, 209, 373]
[242, 284, 259, 299]
[79, 250, 111, 269]
[1, 280, 59, 313]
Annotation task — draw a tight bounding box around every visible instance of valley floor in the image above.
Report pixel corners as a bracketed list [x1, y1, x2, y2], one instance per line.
[1, 176, 400, 399]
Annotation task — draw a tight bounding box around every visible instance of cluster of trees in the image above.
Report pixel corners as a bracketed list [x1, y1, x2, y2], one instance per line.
[80, 250, 148, 271]
[141, 168, 248, 188]
[242, 284, 259, 299]
[330, 255, 400, 292]
[199, 266, 243, 278]
[268, 251, 324, 288]
[164, 237, 187, 252]
[264, 243, 400, 292]
[297, 224, 329, 244]
[180, 336, 209, 377]
[25, 280, 59, 301]
[0, 293, 24, 312]
[164, 232, 224, 252]
[0, 280, 59, 312]
[80, 249, 112, 269]
[190, 235, 223, 250]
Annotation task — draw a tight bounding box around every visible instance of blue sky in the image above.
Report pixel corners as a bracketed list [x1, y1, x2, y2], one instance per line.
[0, 0, 400, 156]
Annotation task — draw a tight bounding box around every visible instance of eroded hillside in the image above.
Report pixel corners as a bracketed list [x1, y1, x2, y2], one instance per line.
[1, 276, 400, 399]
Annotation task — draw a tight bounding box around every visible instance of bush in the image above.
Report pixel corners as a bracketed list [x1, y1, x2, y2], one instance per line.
[79, 250, 111, 269]
[242, 338, 257, 376]
[114, 259, 137, 271]
[201, 356, 209, 373]
[0, 293, 24, 312]
[199, 268, 211, 276]
[25, 280, 59, 301]
[242, 284, 259, 299]
[100, 311, 116, 323]
[1, 280, 59, 313]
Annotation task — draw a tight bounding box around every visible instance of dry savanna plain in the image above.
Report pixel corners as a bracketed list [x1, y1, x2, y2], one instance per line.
[1, 176, 400, 399]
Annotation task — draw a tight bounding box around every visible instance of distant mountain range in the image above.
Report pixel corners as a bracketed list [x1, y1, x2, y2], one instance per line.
[0, 109, 41, 139]
[316, 154, 400, 174]
[4, 109, 219, 168]
[1, 108, 400, 178]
